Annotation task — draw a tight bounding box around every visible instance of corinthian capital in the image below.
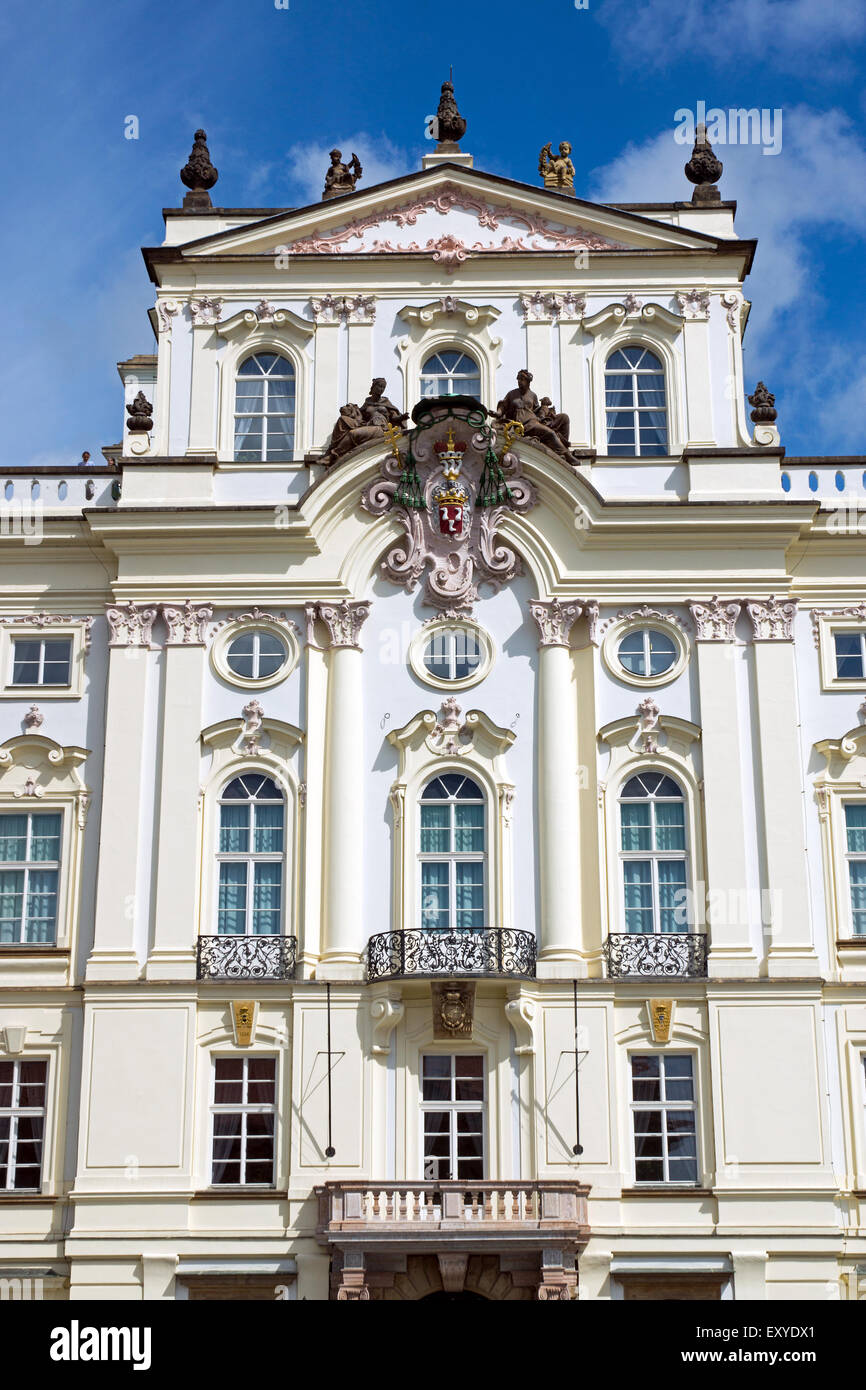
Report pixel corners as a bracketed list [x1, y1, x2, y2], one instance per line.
[744, 595, 798, 642]
[161, 600, 214, 646]
[688, 596, 742, 641]
[106, 601, 158, 648]
[529, 598, 586, 648]
[314, 600, 371, 650]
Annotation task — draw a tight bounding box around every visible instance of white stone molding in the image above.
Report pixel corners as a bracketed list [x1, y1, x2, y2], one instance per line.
[188, 296, 224, 326]
[210, 606, 301, 635]
[156, 298, 180, 334]
[529, 598, 593, 648]
[505, 989, 537, 1055]
[1, 1026, 27, 1055]
[395, 301, 502, 411]
[0, 734, 90, 954]
[311, 600, 371, 651]
[388, 702, 516, 935]
[106, 601, 157, 649]
[744, 595, 798, 641]
[370, 994, 405, 1055]
[675, 290, 712, 320]
[814, 728, 866, 970]
[688, 596, 742, 641]
[162, 600, 214, 646]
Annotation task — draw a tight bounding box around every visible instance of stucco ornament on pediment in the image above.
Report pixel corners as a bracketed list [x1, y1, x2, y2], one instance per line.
[361, 405, 536, 612]
[0, 734, 89, 809]
[388, 700, 515, 767]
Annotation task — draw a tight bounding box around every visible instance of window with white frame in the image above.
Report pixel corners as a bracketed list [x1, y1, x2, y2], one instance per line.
[233, 353, 296, 462]
[0, 1059, 47, 1190]
[420, 350, 481, 399]
[226, 630, 289, 682]
[210, 1057, 276, 1186]
[10, 638, 72, 688]
[620, 773, 688, 934]
[617, 628, 677, 679]
[630, 1054, 698, 1184]
[605, 346, 668, 456]
[216, 776, 285, 936]
[845, 803, 866, 935]
[421, 1054, 485, 1181]
[419, 774, 486, 932]
[0, 812, 61, 944]
[834, 631, 866, 680]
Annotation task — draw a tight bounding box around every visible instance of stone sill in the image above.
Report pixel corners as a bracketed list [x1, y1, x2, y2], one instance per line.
[620, 1187, 713, 1198]
[191, 1188, 288, 1201]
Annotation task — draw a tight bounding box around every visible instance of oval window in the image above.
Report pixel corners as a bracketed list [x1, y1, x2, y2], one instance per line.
[423, 627, 482, 682]
[226, 629, 288, 681]
[617, 628, 677, 678]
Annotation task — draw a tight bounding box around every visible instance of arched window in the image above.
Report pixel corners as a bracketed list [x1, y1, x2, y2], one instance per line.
[619, 772, 687, 933]
[234, 353, 295, 461]
[605, 346, 668, 456]
[217, 774, 285, 935]
[419, 774, 485, 931]
[420, 350, 481, 399]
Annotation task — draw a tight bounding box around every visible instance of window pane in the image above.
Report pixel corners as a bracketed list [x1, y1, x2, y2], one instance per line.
[219, 804, 250, 854]
[846, 804, 866, 852]
[835, 632, 864, 678]
[254, 803, 284, 854]
[849, 862, 866, 933]
[25, 869, 58, 944]
[620, 802, 651, 851]
[0, 870, 24, 942]
[30, 814, 61, 862]
[453, 803, 484, 853]
[421, 863, 449, 929]
[41, 640, 72, 684]
[453, 632, 481, 680]
[420, 805, 450, 854]
[252, 862, 281, 935]
[648, 631, 677, 674]
[654, 802, 685, 851]
[218, 863, 247, 934]
[618, 630, 647, 675]
[0, 816, 27, 862]
[455, 862, 484, 928]
[623, 861, 653, 932]
[11, 641, 41, 685]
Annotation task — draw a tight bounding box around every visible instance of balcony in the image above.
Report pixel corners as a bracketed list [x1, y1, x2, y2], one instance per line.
[366, 928, 536, 982]
[604, 932, 707, 979]
[196, 934, 298, 981]
[316, 1180, 590, 1299]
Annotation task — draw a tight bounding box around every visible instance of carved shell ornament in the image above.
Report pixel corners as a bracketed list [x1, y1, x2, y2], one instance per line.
[360, 400, 536, 612]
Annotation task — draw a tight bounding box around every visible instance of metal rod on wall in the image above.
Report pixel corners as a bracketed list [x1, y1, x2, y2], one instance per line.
[324, 982, 335, 1158]
[572, 979, 583, 1156]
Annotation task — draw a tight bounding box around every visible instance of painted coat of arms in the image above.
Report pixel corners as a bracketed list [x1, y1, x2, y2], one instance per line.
[360, 398, 536, 611]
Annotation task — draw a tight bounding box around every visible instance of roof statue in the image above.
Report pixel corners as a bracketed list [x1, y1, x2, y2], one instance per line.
[496, 370, 574, 460]
[684, 123, 723, 205]
[538, 141, 575, 196]
[748, 381, 778, 423]
[180, 129, 219, 210]
[433, 79, 467, 150]
[322, 148, 363, 201]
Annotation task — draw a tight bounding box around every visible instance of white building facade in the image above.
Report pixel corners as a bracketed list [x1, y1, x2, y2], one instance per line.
[1, 118, 865, 1302]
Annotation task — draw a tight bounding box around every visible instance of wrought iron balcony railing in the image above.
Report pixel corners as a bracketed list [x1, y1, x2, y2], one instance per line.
[604, 932, 708, 979]
[366, 928, 536, 982]
[196, 934, 298, 981]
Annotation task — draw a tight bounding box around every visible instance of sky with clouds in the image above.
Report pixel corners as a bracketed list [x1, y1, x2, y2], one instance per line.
[1, 0, 864, 463]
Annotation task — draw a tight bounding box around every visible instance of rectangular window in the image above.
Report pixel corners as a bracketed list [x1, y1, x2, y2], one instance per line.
[631, 1054, 698, 1184]
[210, 1057, 276, 1186]
[10, 639, 72, 688]
[0, 812, 61, 944]
[845, 803, 866, 935]
[0, 1059, 47, 1190]
[834, 631, 866, 680]
[421, 1054, 485, 1181]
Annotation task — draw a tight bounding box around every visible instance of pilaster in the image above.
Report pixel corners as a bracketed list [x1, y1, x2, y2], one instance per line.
[186, 299, 222, 457]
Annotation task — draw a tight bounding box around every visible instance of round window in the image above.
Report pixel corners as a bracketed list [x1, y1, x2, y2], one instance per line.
[226, 630, 288, 681]
[409, 621, 494, 691]
[617, 628, 677, 678]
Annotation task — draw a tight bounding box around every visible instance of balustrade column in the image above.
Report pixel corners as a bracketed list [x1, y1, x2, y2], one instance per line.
[145, 601, 213, 980]
[745, 597, 819, 978]
[87, 603, 158, 980]
[316, 600, 370, 979]
[688, 598, 759, 978]
[530, 600, 585, 977]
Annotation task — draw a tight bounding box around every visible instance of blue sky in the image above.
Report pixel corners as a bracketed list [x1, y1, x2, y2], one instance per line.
[1, 0, 864, 464]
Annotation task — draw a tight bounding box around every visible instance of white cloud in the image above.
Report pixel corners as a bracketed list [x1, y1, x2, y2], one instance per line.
[587, 105, 866, 451]
[282, 133, 410, 206]
[596, 0, 866, 73]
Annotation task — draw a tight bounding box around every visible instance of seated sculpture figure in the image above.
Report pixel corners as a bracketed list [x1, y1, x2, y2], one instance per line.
[324, 381, 409, 464]
[322, 148, 363, 200]
[497, 371, 572, 459]
[361, 378, 408, 429]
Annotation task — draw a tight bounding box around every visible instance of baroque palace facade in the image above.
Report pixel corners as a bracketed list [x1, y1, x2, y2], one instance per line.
[2, 92, 866, 1302]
